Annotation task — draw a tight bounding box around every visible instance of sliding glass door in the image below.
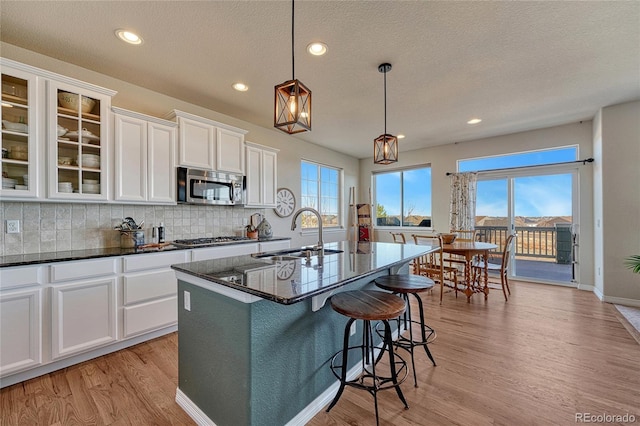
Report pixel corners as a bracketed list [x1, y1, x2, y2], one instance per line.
[476, 172, 577, 285]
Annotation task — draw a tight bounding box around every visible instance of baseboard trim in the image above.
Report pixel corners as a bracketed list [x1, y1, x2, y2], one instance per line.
[603, 296, 640, 308]
[0, 325, 177, 389]
[175, 388, 216, 426]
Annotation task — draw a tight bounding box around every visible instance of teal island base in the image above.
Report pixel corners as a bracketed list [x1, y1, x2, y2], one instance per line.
[174, 269, 399, 426]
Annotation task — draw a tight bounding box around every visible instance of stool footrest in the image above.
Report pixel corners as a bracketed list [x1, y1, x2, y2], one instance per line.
[329, 346, 409, 392]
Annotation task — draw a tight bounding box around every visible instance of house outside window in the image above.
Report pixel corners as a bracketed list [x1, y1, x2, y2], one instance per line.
[373, 165, 432, 228]
[301, 160, 341, 229]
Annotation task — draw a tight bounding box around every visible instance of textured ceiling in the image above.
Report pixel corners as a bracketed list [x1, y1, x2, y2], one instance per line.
[2, 1, 639, 159]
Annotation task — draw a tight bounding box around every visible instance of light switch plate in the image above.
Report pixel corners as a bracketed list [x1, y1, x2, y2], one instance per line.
[6, 220, 20, 234]
[184, 290, 191, 311]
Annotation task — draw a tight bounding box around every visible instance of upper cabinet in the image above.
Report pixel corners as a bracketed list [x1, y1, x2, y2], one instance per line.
[245, 141, 278, 208]
[166, 110, 247, 174]
[113, 107, 177, 204]
[47, 79, 115, 200]
[1, 61, 40, 199]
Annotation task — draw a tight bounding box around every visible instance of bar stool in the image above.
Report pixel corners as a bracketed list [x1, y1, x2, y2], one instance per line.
[327, 290, 409, 425]
[374, 274, 437, 387]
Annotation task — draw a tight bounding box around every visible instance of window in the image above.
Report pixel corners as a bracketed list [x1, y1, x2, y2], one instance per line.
[374, 166, 432, 228]
[300, 160, 341, 229]
[458, 146, 577, 172]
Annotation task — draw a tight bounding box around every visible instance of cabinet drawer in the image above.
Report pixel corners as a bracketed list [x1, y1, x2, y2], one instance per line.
[124, 269, 177, 305]
[123, 296, 177, 338]
[50, 258, 116, 282]
[259, 240, 291, 253]
[123, 251, 187, 272]
[191, 243, 259, 261]
[0, 265, 40, 290]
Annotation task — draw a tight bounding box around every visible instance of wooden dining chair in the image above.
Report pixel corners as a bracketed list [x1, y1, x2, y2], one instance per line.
[389, 232, 406, 244]
[412, 234, 458, 304]
[445, 229, 479, 274]
[471, 234, 516, 301]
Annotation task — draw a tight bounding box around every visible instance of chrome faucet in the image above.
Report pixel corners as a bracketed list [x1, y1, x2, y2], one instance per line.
[290, 207, 324, 256]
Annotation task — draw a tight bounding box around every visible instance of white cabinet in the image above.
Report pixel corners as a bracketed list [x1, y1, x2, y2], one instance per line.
[113, 107, 177, 204]
[51, 277, 117, 360]
[0, 288, 42, 375]
[191, 243, 259, 261]
[121, 250, 186, 338]
[167, 109, 247, 173]
[49, 258, 118, 360]
[46, 77, 115, 201]
[0, 59, 40, 199]
[259, 240, 291, 253]
[245, 141, 278, 208]
[217, 127, 244, 174]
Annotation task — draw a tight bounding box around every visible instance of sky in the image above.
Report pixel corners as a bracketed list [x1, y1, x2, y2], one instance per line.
[375, 147, 576, 219]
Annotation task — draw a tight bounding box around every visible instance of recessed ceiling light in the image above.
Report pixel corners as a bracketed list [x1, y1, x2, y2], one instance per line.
[397, 134, 405, 139]
[115, 29, 143, 45]
[307, 42, 327, 56]
[232, 82, 249, 92]
[467, 118, 482, 125]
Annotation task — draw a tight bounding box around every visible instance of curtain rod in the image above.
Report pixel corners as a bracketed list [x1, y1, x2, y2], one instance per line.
[445, 158, 594, 176]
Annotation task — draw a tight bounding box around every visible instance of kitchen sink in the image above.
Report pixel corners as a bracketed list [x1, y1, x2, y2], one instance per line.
[252, 248, 343, 260]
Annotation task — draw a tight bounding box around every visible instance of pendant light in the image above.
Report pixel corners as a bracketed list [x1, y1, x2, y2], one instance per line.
[373, 63, 398, 165]
[274, 0, 312, 134]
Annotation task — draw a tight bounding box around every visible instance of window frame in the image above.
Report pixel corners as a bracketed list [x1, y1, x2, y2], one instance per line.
[372, 164, 433, 230]
[300, 159, 343, 230]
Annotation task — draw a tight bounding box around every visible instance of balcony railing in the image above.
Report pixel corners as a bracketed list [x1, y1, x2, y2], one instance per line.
[476, 225, 572, 262]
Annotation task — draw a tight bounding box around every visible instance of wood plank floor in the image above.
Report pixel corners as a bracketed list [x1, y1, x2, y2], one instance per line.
[2, 281, 639, 425]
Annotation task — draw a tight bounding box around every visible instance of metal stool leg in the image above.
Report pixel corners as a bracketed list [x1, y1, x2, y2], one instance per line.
[326, 317, 354, 413]
[384, 320, 409, 409]
[413, 293, 436, 366]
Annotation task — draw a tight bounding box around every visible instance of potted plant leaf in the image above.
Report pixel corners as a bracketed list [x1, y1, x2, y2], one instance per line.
[625, 255, 640, 273]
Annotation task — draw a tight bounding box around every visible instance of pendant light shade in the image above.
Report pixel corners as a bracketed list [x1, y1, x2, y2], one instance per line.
[373, 63, 398, 165]
[274, 0, 312, 134]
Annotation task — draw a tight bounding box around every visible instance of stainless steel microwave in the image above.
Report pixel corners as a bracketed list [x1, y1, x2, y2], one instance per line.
[177, 167, 245, 206]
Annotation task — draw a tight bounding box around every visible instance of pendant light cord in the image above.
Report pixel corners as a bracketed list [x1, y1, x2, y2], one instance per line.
[383, 68, 387, 134]
[291, 0, 295, 80]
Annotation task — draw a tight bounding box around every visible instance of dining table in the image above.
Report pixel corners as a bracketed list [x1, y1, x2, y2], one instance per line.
[442, 241, 498, 302]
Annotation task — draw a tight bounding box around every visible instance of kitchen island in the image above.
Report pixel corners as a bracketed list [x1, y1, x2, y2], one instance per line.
[171, 240, 436, 426]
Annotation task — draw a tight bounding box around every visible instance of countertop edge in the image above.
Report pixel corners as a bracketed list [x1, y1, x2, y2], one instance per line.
[172, 244, 437, 305]
[0, 237, 291, 268]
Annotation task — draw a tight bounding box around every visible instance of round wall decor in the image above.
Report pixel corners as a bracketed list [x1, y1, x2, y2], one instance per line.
[275, 187, 296, 217]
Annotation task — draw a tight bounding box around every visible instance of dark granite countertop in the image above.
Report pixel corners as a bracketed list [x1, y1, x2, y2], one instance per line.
[171, 241, 437, 305]
[0, 237, 291, 268]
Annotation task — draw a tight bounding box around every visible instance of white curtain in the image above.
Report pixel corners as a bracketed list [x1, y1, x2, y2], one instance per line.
[449, 172, 478, 231]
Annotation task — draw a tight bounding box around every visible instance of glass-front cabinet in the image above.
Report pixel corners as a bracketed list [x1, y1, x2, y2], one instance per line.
[1, 64, 39, 198]
[47, 80, 113, 200]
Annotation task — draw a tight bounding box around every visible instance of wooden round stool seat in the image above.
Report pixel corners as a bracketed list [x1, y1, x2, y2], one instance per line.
[374, 274, 435, 294]
[330, 290, 406, 321]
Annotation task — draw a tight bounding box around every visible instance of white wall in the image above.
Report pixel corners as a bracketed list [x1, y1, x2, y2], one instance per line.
[1, 43, 357, 249]
[359, 121, 595, 287]
[596, 101, 640, 304]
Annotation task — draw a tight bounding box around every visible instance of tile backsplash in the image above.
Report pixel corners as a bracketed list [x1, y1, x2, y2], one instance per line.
[0, 202, 264, 256]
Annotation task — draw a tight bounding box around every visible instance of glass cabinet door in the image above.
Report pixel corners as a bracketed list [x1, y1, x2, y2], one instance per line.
[1, 67, 38, 198]
[48, 82, 108, 200]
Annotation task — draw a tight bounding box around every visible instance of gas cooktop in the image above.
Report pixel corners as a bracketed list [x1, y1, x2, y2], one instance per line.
[172, 236, 253, 248]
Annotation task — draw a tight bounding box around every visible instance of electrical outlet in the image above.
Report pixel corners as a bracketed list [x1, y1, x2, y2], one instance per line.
[184, 290, 191, 311]
[6, 220, 20, 234]
[350, 322, 356, 336]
